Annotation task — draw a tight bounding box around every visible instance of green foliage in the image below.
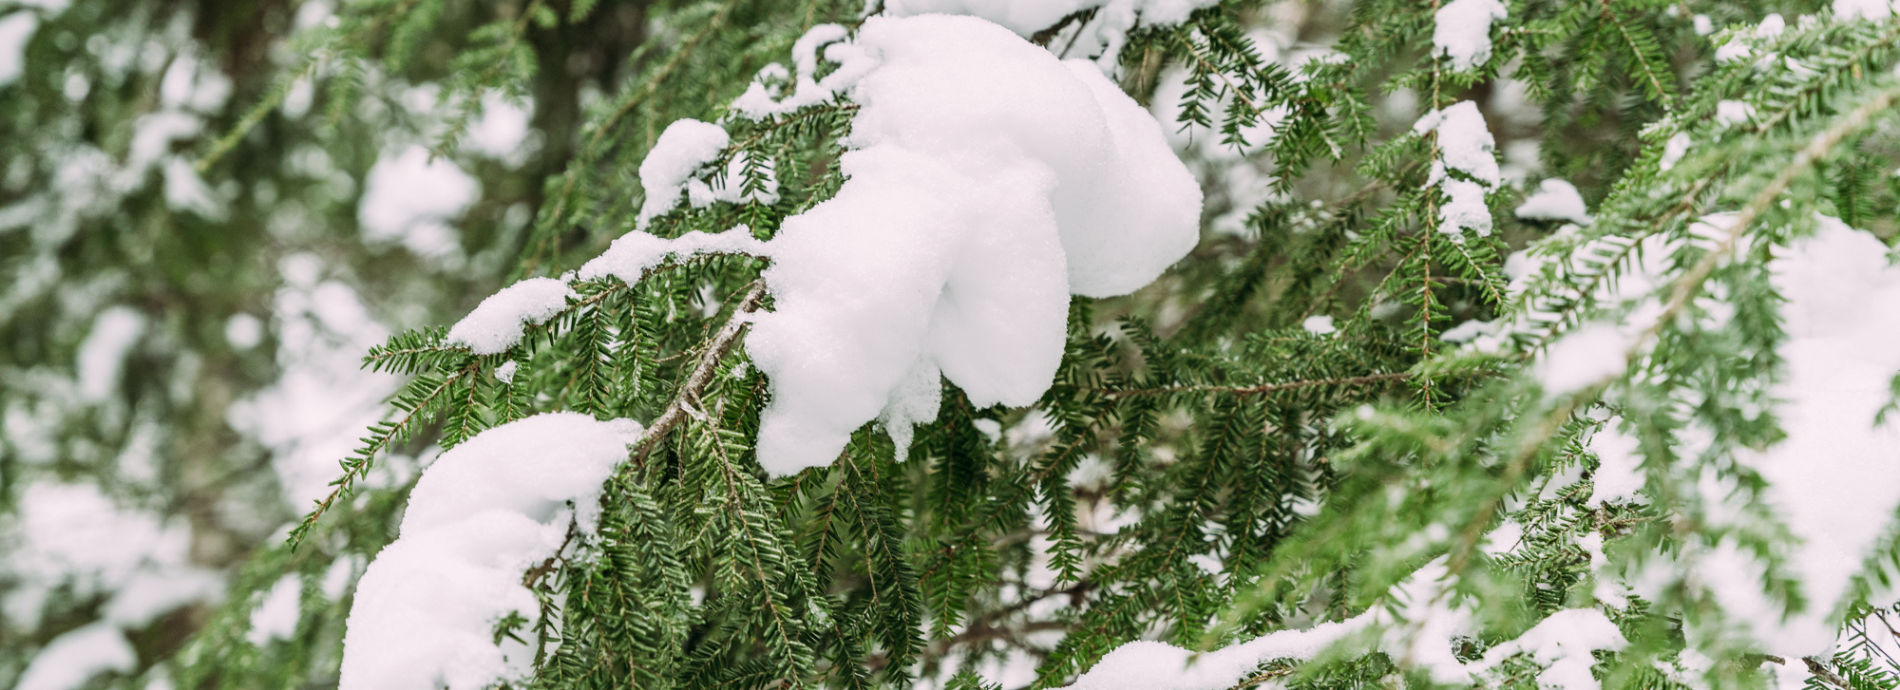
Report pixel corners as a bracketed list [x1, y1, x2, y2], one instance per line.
[10, 0, 1900, 689]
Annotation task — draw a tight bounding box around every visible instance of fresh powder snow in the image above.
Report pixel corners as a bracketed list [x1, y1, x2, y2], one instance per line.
[510, 16, 1199, 475]
[14, 623, 136, 690]
[882, 0, 1221, 74]
[1515, 178, 1591, 224]
[358, 145, 479, 259]
[1414, 101, 1502, 241]
[1432, 0, 1508, 72]
[635, 119, 730, 229]
[739, 16, 1201, 473]
[444, 276, 575, 356]
[338, 413, 644, 690]
[1713, 215, 1900, 656]
[247, 574, 302, 647]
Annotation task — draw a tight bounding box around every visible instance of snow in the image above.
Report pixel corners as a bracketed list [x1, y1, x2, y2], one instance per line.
[576, 226, 768, 284]
[0, 12, 37, 87]
[1836, 0, 1898, 20]
[738, 16, 1200, 473]
[1714, 39, 1751, 63]
[15, 623, 136, 690]
[1415, 102, 1502, 187]
[76, 306, 145, 402]
[493, 360, 518, 384]
[445, 277, 575, 356]
[224, 312, 263, 349]
[1714, 100, 1755, 127]
[1067, 617, 1372, 690]
[465, 92, 532, 162]
[1474, 609, 1628, 690]
[1302, 314, 1336, 335]
[1535, 323, 1632, 396]
[1515, 179, 1590, 224]
[1718, 215, 1900, 655]
[227, 261, 400, 506]
[339, 413, 644, 690]
[1415, 101, 1501, 241]
[1693, 14, 1714, 35]
[358, 145, 479, 259]
[881, 0, 1221, 73]
[1586, 418, 1644, 505]
[635, 119, 730, 228]
[1658, 133, 1691, 172]
[1067, 562, 1626, 690]
[322, 554, 364, 601]
[248, 574, 302, 646]
[1432, 0, 1508, 72]
[102, 568, 224, 627]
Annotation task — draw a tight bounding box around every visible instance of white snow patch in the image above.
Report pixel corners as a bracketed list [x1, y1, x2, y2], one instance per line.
[0, 12, 38, 87]
[445, 277, 575, 356]
[1714, 100, 1755, 127]
[76, 306, 146, 402]
[1693, 14, 1713, 35]
[1659, 132, 1691, 172]
[248, 574, 302, 646]
[1474, 609, 1628, 690]
[1720, 215, 1900, 656]
[227, 264, 400, 507]
[339, 413, 644, 690]
[733, 16, 1199, 473]
[1067, 617, 1372, 690]
[1515, 179, 1590, 224]
[1432, 0, 1509, 72]
[881, 0, 1221, 74]
[15, 623, 136, 690]
[577, 226, 768, 284]
[1302, 314, 1336, 335]
[465, 92, 532, 162]
[1587, 418, 1645, 505]
[1835, 0, 1898, 20]
[358, 146, 479, 259]
[1535, 323, 1631, 396]
[1414, 101, 1501, 242]
[636, 119, 730, 228]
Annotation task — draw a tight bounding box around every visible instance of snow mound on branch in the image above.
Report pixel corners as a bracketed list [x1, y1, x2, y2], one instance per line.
[339, 413, 643, 690]
[1515, 178, 1590, 224]
[739, 16, 1201, 473]
[1716, 215, 1900, 655]
[1414, 101, 1501, 242]
[1433, 0, 1509, 72]
[15, 623, 135, 690]
[637, 119, 729, 229]
[445, 277, 575, 355]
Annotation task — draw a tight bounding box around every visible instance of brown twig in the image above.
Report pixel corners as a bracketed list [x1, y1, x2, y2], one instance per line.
[629, 280, 768, 465]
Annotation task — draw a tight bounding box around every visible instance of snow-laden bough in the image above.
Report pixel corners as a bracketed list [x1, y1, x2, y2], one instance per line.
[563, 15, 1203, 474]
[338, 413, 642, 690]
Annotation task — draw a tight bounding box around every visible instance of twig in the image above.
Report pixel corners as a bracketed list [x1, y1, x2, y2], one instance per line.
[630, 280, 768, 465]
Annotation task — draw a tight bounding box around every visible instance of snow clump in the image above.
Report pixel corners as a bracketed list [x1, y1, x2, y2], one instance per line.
[445, 277, 575, 356]
[339, 413, 644, 690]
[635, 119, 730, 228]
[1515, 178, 1591, 224]
[1432, 0, 1509, 72]
[734, 16, 1201, 473]
[1414, 101, 1502, 242]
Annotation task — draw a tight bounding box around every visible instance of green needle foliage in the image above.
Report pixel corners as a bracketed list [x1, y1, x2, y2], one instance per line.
[9, 0, 1900, 689]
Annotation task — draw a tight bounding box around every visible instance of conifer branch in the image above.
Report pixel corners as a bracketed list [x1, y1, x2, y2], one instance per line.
[630, 279, 767, 465]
